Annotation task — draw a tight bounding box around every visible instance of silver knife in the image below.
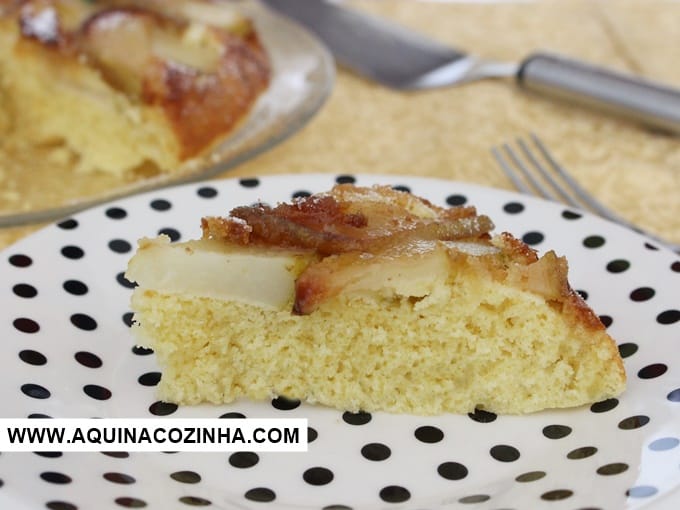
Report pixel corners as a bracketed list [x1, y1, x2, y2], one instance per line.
[262, 0, 680, 134]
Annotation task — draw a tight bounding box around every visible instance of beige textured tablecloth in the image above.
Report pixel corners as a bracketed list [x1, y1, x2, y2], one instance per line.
[1, 0, 679, 250]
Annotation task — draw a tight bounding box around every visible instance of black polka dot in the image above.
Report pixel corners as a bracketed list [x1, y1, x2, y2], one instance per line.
[149, 401, 178, 416]
[114, 497, 147, 508]
[542, 424, 572, 439]
[618, 415, 650, 430]
[244, 488, 275, 502]
[106, 207, 127, 219]
[606, 259, 630, 273]
[103, 472, 136, 484]
[116, 272, 136, 289]
[28, 413, 52, 418]
[503, 202, 524, 214]
[342, 411, 371, 425]
[576, 289, 588, 300]
[239, 178, 260, 188]
[138, 372, 161, 386]
[361, 443, 391, 461]
[468, 409, 497, 423]
[109, 240, 132, 254]
[671, 261, 680, 272]
[562, 210, 582, 220]
[171, 471, 201, 484]
[102, 451, 129, 458]
[123, 312, 135, 328]
[596, 463, 629, 475]
[34, 451, 62, 458]
[437, 462, 468, 480]
[14, 317, 40, 333]
[522, 231, 544, 245]
[335, 175, 356, 184]
[179, 496, 211, 506]
[379, 485, 410, 503]
[83, 384, 112, 400]
[63, 280, 88, 296]
[459, 494, 490, 504]
[197, 186, 218, 198]
[150, 199, 171, 211]
[229, 452, 259, 468]
[22, 383, 50, 399]
[626, 486, 658, 498]
[657, 309, 680, 324]
[303, 467, 334, 486]
[618, 343, 638, 358]
[308, 427, 318, 443]
[40, 472, 71, 484]
[590, 398, 619, 413]
[8, 254, 32, 267]
[644, 242, 659, 251]
[322, 506, 352, 510]
[158, 228, 181, 242]
[70, 313, 97, 331]
[57, 219, 78, 230]
[219, 412, 246, 419]
[446, 194, 467, 206]
[414, 425, 444, 443]
[271, 396, 300, 410]
[61, 246, 84, 259]
[19, 349, 47, 366]
[391, 185, 411, 193]
[515, 471, 546, 482]
[132, 345, 153, 356]
[668, 388, 680, 402]
[599, 315, 613, 328]
[630, 287, 655, 302]
[490, 445, 520, 462]
[292, 190, 312, 199]
[46, 502, 77, 510]
[13, 283, 37, 298]
[638, 363, 668, 379]
[567, 446, 597, 459]
[583, 235, 605, 248]
[541, 489, 573, 500]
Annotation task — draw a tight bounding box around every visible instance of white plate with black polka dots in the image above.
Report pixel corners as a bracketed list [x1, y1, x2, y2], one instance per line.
[1, 174, 679, 510]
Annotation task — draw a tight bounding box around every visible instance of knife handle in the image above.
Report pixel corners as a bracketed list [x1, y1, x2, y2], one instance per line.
[517, 52, 680, 134]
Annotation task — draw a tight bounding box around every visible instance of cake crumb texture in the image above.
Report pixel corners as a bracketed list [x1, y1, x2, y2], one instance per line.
[130, 251, 625, 415]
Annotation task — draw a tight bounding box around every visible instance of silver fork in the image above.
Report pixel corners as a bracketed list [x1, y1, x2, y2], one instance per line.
[491, 134, 680, 253]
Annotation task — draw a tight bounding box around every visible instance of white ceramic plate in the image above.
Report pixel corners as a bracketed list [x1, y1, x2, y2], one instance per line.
[1, 174, 679, 510]
[0, 1, 334, 227]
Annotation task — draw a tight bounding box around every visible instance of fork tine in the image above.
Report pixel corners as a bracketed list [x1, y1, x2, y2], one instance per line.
[490, 146, 532, 194]
[503, 143, 557, 200]
[529, 133, 631, 223]
[518, 137, 579, 208]
[492, 134, 680, 253]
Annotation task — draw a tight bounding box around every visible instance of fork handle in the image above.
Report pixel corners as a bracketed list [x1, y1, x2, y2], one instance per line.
[517, 52, 680, 134]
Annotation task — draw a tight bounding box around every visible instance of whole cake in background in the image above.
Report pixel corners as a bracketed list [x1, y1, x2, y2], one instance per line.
[0, 0, 270, 176]
[125, 184, 627, 415]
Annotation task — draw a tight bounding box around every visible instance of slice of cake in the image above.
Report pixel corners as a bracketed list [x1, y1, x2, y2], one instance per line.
[0, 0, 270, 176]
[125, 184, 626, 414]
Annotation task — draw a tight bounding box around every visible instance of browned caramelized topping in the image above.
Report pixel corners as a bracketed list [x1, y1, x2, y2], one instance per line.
[199, 185, 599, 318]
[201, 185, 495, 256]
